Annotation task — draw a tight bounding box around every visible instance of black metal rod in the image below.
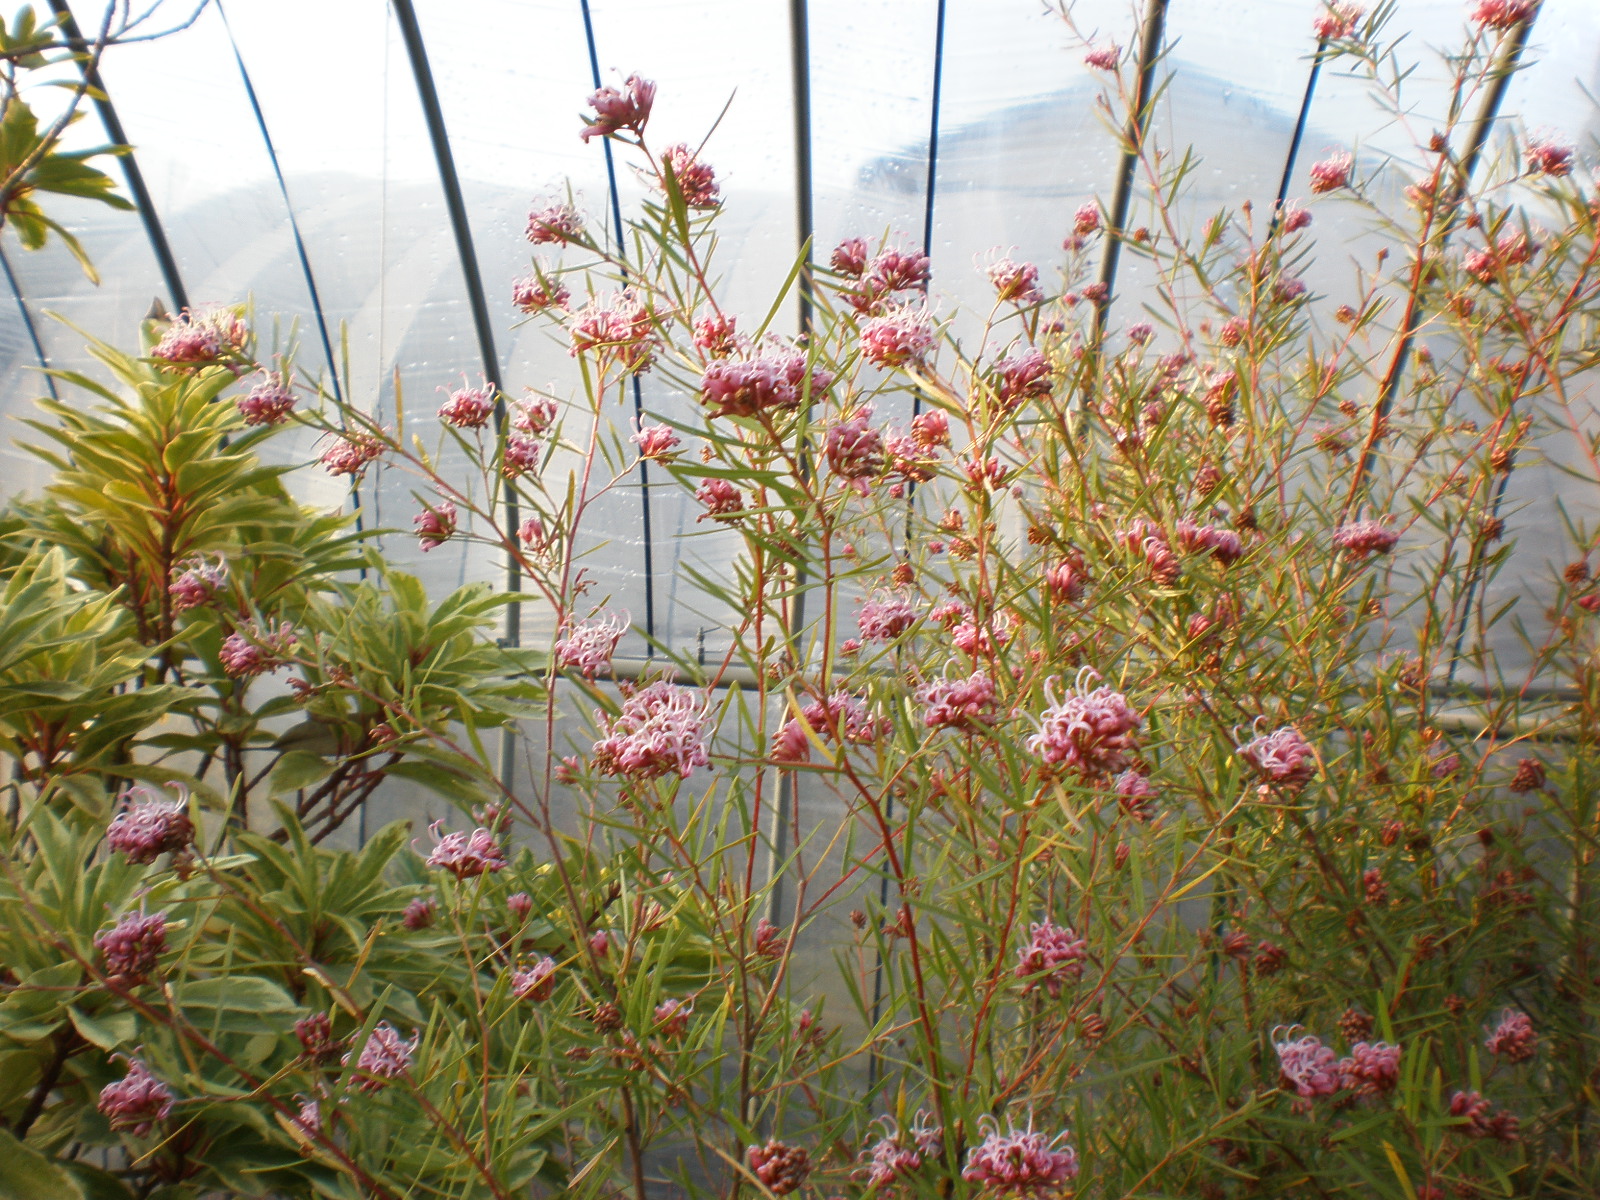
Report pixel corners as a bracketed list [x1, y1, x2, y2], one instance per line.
[389, 0, 522, 793]
[0, 243, 60, 401]
[1269, 38, 1328, 231]
[790, 0, 815, 337]
[1091, 0, 1170, 346]
[578, 0, 658, 654]
[215, 0, 343, 406]
[47, 0, 188, 314]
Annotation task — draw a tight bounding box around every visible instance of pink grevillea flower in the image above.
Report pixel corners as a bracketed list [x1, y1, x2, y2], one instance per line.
[1273, 276, 1308, 303]
[1450, 1090, 1520, 1140]
[700, 347, 830, 417]
[1046, 560, 1085, 602]
[1275, 1032, 1341, 1101]
[952, 614, 1014, 657]
[1313, 2, 1364, 39]
[858, 590, 918, 642]
[237, 371, 296, 426]
[291, 1096, 322, 1137]
[861, 305, 936, 369]
[660, 143, 720, 207]
[1333, 518, 1400, 557]
[1174, 517, 1244, 566]
[580, 72, 655, 142]
[1073, 202, 1101, 236]
[569, 291, 656, 373]
[1339, 1041, 1402, 1095]
[632, 423, 681, 460]
[1280, 200, 1313, 232]
[152, 307, 247, 367]
[512, 272, 570, 313]
[319, 431, 383, 478]
[988, 258, 1043, 305]
[512, 395, 557, 435]
[1470, 0, 1538, 32]
[993, 348, 1053, 410]
[1238, 724, 1317, 787]
[438, 380, 496, 429]
[911, 409, 950, 449]
[519, 515, 554, 553]
[1015, 919, 1089, 998]
[830, 236, 871, 276]
[845, 246, 933, 312]
[413, 501, 457, 551]
[1114, 770, 1158, 821]
[769, 718, 811, 763]
[1486, 1009, 1537, 1062]
[507, 892, 534, 922]
[965, 456, 1009, 491]
[695, 477, 745, 520]
[169, 556, 227, 613]
[1083, 43, 1120, 69]
[511, 957, 558, 1002]
[555, 610, 628, 678]
[526, 201, 585, 244]
[295, 1013, 343, 1063]
[98, 1058, 174, 1135]
[885, 432, 935, 484]
[592, 680, 711, 780]
[654, 996, 693, 1037]
[219, 620, 298, 678]
[825, 412, 886, 495]
[918, 671, 999, 731]
[857, 1113, 941, 1186]
[1127, 322, 1155, 345]
[1027, 672, 1141, 778]
[96, 911, 167, 984]
[422, 821, 507, 878]
[962, 1117, 1079, 1196]
[107, 785, 194, 865]
[771, 692, 885, 763]
[501, 434, 541, 479]
[343, 1022, 418, 1093]
[747, 1139, 811, 1195]
[401, 897, 436, 930]
[1525, 138, 1573, 177]
[693, 312, 741, 357]
[1309, 152, 1354, 193]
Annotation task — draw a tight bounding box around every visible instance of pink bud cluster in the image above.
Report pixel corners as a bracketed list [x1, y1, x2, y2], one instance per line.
[580, 73, 655, 142]
[319, 431, 384, 478]
[1014, 919, 1088, 997]
[422, 820, 507, 878]
[237, 371, 296, 425]
[107, 785, 194, 864]
[961, 1118, 1079, 1196]
[438, 380, 496, 429]
[413, 501, 457, 551]
[1332, 518, 1401, 557]
[1027, 673, 1141, 778]
[95, 911, 167, 984]
[771, 691, 887, 762]
[526, 201, 586, 245]
[1312, 3, 1364, 39]
[1485, 1009, 1537, 1062]
[992, 348, 1053, 410]
[660, 143, 720, 208]
[1114, 770, 1158, 821]
[825, 412, 886, 495]
[219, 620, 298, 678]
[1174, 517, 1244, 565]
[857, 590, 919, 642]
[1450, 1089, 1520, 1140]
[1463, 231, 1536, 283]
[169, 556, 228, 613]
[592, 680, 711, 780]
[152, 307, 247, 367]
[569, 291, 656, 374]
[555, 611, 629, 678]
[98, 1058, 174, 1135]
[1238, 724, 1317, 788]
[633, 423, 681, 460]
[512, 272, 570, 313]
[831, 241, 931, 313]
[511, 957, 558, 1002]
[1309, 152, 1354, 193]
[1470, 0, 1538, 33]
[343, 1022, 417, 1093]
[917, 671, 999, 732]
[860, 305, 936, 369]
[747, 1139, 811, 1195]
[695, 478, 745, 520]
[1275, 1032, 1342, 1101]
[1525, 138, 1572, 177]
[856, 1114, 943, 1187]
[988, 258, 1043, 305]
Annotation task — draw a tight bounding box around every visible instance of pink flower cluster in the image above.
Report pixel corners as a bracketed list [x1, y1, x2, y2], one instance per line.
[96, 910, 167, 984]
[633, 423, 681, 460]
[438, 380, 496, 429]
[569, 291, 656, 374]
[1450, 1090, 1520, 1141]
[98, 1058, 173, 1135]
[555, 611, 628, 678]
[237, 371, 296, 426]
[1114, 770, 1158, 821]
[1274, 1033, 1341, 1101]
[422, 820, 507, 878]
[1027, 673, 1141, 778]
[1174, 517, 1244, 565]
[1238, 724, 1317, 788]
[1084, 43, 1120, 70]
[988, 258, 1043, 305]
[1332, 518, 1400, 557]
[219, 620, 298, 678]
[1470, 0, 1538, 33]
[1280, 200, 1313, 232]
[320, 431, 384, 478]
[695, 477, 745, 520]
[992, 348, 1053, 410]
[693, 312, 741, 357]
[526, 201, 585, 244]
[511, 957, 558, 1002]
[580, 73, 655, 142]
[343, 1022, 417, 1093]
[1485, 1009, 1537, 1062]
[1014, 919, 1088, 997]
[107, 785, 194, 864]
[592, 680, 711, 780]
[917, 671, 998, 731]
[512, 272, 570, 313]
[152, 307, 247, 367]
[832, 241, 931, 312]
[1525, 138, 1572, 177]
[1312, 3, 1364, 39]
[860, 305, 936, 369]
[169, 556, 227, 613]
[660, 143, 720, 207]
[858, 590, 919, 642]
[1339, 1041, 1402, 1095]
[772, 692, 886, 762]
[654, 996, 693, 1037]
[413, 501, 457, 551]
[825, 412, 885, 495]
[701, 347, 831, 417]
[961, 1119, 1079, 1197]
[857, 1114, 942, 1187]
[1309, 152, 1354, 193]
[1464, 231, 1535, 283]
